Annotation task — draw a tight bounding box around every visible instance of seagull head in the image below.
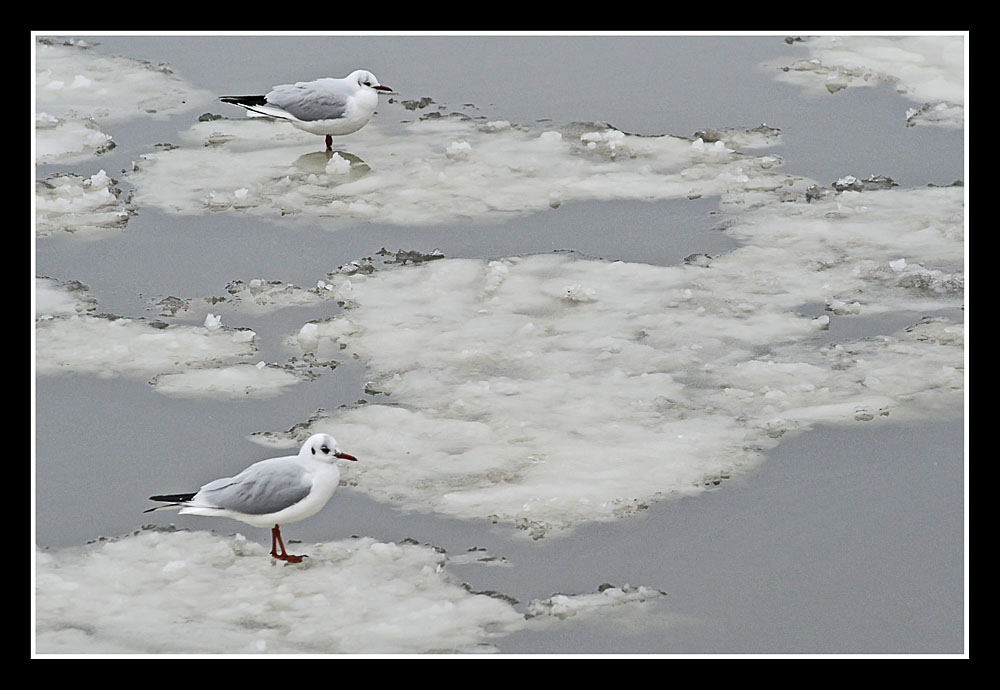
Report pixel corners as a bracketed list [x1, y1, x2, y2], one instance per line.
[349, 69, 393, 94]
[301, 433, 358, 462]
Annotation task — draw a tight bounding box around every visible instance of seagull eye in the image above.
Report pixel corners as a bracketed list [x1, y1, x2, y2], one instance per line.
[321, 445, 330, 454]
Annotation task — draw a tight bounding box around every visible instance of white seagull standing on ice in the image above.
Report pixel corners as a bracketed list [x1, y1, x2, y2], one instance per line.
[220, 70, 392, 150]
[145, 433, 358, 563]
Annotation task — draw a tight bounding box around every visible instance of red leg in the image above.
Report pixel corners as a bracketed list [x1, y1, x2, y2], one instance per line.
[270, 524, 304, 563]
[325, 134, 333, 150]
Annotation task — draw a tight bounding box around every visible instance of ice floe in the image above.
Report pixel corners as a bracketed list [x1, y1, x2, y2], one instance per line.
[35, 279, 258, 384]
[35, 39, 210, 121]
[126, 116, 794, 226]
[35, 277, 98, 317]
[774, 35, 965, 128]
[35, 169, 133, 237]
[258, 183, 964, 538]
[35, 313, 257, 380]
[34, 39, 212, 164]
[719, 184, 965, 314]
[221, 279, 336, 313]
[152, 278, 339, 321]
[34, 278, 346, 400]
[34, 527, 664, 654]
[149, 363, 303, 400]
[35, 112, 115, 164]
[526, 583, 667, 620]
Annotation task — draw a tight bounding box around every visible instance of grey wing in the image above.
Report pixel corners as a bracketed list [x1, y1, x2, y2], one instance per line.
[266, 80, 349, 122]
[195, 458, 312, 515]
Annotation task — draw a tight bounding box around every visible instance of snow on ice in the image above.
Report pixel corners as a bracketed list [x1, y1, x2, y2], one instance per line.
[149, 363, 303, 400]
[34, 39, 212, 164]
[35, 280, 259, 387]
[35, 279, 344, 400]
[35, 527, 664, 654]
[35, 170, 132, 237]
[250, 182, 963, 538]
[126, 115, 794, 226]
[272, 189, 962, 536]
[35, 312, 257, 380]
[773, 35, 964, 128]
[35, 277, 98, 317]
[35, 112, 115, 164]
[34, 39, 210, 237]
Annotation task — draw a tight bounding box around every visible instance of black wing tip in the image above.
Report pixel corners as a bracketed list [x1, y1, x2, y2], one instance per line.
[149, 492, 197, 503]
[219, 95, 268, 106]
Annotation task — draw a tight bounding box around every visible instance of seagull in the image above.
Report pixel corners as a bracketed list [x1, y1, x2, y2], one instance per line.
[145, 433, 358, 563]
[220, 70, 392, 150]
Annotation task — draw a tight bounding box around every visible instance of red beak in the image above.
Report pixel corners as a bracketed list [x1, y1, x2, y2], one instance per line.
[374, 84, 393, 92]
[336, 451, 358, 461]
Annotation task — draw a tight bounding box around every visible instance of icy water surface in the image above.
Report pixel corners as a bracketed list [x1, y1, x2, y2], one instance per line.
[34, 34, 965, 655]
